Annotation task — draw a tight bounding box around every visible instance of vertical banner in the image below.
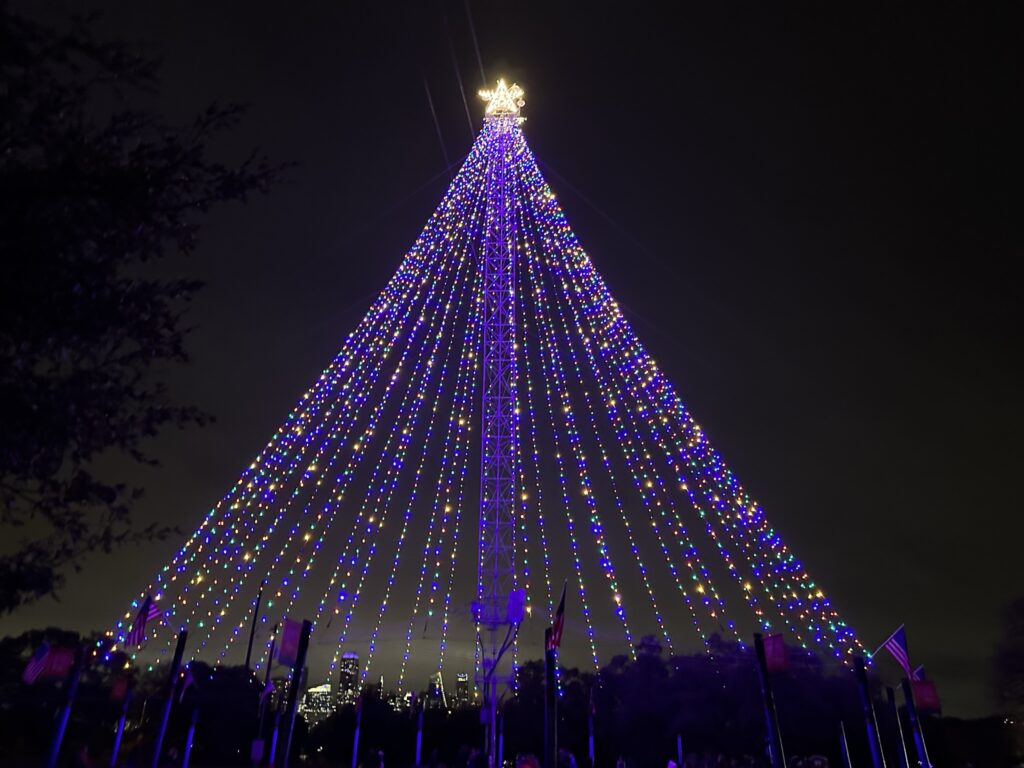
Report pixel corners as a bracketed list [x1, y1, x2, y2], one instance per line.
[277, 619, 303, 668]
[911, 680, 941, 713]
[763, 634, 788, 672]
[110, 675, 130, 702]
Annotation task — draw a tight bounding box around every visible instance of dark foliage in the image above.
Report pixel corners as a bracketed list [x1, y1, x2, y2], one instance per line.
[0, 631, 1018, 766]
[0, 628, 135, 763]
[304, 636, 865, 767]
[0, 8, 277, 613]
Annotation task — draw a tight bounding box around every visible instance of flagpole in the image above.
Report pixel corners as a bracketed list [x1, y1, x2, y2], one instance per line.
[151, 629, 188, 768]
[498, 704, 505, 768]
[281, 620, 312, 768]
[254, 624, 278, 767]
[110, 686, 132, 767]
[900, 677, 931, 768]
[182, 706, 200, 768]
[263, 624, 279, 690]
[854, 656, 886, 768]
[588, 694, 596, 768]
[245, 580, 268, 670]
[46, 644, 84, 768]
[886, 686, 910, 768]
[414, 700, 424, 767]
[352, 694, 364, 768]
[753, 633, 787, 768]
[838, 722, 853, 768]
[871, 624, 905, 659]
[544, 627, 557, 768]
[489, 672, 498, 768]
[268, 705, 282, 767]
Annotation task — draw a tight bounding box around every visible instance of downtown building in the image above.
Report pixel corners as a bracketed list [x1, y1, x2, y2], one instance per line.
[454, 672, 471, 708]
[300, 682, 334, 726]
[337, 652, 360, 706]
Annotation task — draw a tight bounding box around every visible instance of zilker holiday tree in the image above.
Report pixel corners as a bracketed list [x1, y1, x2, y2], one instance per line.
[112, 81, 860, 695]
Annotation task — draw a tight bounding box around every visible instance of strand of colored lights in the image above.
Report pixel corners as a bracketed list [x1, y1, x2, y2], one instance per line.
[331, 242, 466, 667]
[251, 135, 489, 667]
[396, 248, 484, 689]
[131, 127, 485, 662]
[115, 229, 433, 658]
[360, 202, 483, 682]
[514, 163, 636, 653]
[431, 265, 484, 677]
[518, 174, 678, 654]
[322, 137, 492, 678]
[519, 152, 735, 647]
[562, 239, 805, 643]
[195, 193, 462, 660]
[508, 153, 600, 668]
[528, 150, 847, 655]
[396, 287, 481, 686]
[522, 155, 760, 644]
[512, 210, 555, 627]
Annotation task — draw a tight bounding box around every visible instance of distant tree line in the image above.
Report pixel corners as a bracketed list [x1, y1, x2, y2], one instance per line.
[1, 630, 1018, 766]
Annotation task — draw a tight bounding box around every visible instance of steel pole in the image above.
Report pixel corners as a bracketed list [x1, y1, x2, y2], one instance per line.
[245, 581, 267, 671]
[351, 699, 363, 768]
[753, 633, 787, 768]
[110, 687, 132, 767]
[46, 645, 85, 768]
[182, 707, 199, 768]
[151, 629, 188, 768]
[839, 722, 853, 768]
[900, 678, 931, 767]
[886, 686, 910, 768]
[854, 656, 886, 768]
[280, 622, 312, 768]
[544, 632, 557, 768]
[415, 703, 423, 767]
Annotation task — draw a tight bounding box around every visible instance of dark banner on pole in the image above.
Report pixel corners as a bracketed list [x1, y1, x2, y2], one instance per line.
[763, 634, 788, 672]
[911, 680, 941, 713]
[278, 619, 303, 668]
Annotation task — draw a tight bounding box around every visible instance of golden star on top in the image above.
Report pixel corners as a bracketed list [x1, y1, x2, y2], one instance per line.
[479, 79, 525, 120]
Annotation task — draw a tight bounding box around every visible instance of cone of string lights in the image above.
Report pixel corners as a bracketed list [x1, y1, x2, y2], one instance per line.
[111, 79, 861, 692]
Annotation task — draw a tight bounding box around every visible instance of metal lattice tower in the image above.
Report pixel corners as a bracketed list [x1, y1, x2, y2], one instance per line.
[476, 80, 525, 766]
[477, 114, 517, 637]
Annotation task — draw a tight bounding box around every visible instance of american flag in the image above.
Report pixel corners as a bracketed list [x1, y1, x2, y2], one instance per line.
[125, 595, 162, 647]
[877, 625, 920, 680]
[546, 583, 567, 652]
[21, 642, 50, 684]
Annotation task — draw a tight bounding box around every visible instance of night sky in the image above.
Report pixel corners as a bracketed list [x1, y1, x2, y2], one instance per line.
[3, 2, 1022, 718]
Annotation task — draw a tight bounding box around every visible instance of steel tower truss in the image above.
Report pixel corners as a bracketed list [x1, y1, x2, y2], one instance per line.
[477, 114, 518, 644]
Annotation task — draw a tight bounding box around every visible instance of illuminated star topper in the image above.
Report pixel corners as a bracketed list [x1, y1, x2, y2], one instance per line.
[479, 79, 526, 119]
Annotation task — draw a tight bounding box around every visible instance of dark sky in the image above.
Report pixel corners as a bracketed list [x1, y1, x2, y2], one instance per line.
[3, 2, 1022, 718]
